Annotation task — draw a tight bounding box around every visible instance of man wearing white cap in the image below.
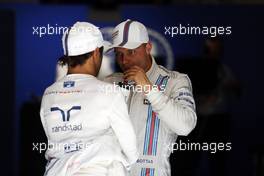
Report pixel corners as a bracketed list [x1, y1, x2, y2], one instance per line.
[40, 21, 138, 176]
[105, 20, 197, 176]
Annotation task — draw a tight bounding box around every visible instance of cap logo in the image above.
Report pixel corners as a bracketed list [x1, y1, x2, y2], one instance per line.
[112, 30, 119, 40]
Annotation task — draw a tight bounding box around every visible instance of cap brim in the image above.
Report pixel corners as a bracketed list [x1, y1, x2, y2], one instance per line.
[106, 42, 143, 53]
[102, 40, 112, 54]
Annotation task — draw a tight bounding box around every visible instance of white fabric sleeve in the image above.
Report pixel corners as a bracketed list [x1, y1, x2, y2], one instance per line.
[109, 92, 139, 165]
[40, 94, 50, 140]
[145, 75, 197, 136]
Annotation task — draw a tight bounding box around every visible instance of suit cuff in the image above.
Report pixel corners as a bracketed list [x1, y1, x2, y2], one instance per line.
[145, 88, 165, 110]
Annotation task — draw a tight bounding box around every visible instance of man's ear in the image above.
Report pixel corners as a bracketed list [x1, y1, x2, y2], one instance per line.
[145, 42, 152, 55]
[93, 47, 100, 59]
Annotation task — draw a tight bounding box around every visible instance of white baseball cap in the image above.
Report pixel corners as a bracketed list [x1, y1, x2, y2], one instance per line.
[110, 20, 149, 50]
[62, 22, 104, 56]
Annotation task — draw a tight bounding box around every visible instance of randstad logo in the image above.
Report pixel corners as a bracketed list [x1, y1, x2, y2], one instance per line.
[50, 106, 82, 133]
[52, 123, 83, 133]
[50, 106, 81, 122]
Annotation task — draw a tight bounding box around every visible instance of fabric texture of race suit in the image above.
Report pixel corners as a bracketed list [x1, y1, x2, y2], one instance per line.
[104, 57, 197, 176]
[40, 74, 138, 176]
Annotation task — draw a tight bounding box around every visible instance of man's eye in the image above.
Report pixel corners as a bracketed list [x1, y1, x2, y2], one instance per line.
[115, 52, 122, 58]
[128, 50, 135, 55]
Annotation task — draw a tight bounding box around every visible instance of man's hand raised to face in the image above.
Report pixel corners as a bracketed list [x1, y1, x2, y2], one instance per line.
[123, 66, 153, 94]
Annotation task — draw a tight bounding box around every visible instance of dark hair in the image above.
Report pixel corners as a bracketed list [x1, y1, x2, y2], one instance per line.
[58, 47, 104, 68]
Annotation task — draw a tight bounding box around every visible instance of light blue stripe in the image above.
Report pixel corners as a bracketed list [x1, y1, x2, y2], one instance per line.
[156, 75, 163, 87]
[140, 168, 144, 176]
[143, 112, 149, 154]
[151, 168, 155, 176]
[143, 106, 152, 154]
[162, 77, 169, 91]
[155, 119, 161, 155]
[153, 118, 160, 155]
[143, 168, 146, 176]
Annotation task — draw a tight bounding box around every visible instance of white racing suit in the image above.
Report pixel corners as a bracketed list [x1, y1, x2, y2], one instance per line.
[104, 57, 197, 176]
[40, 74, 139, 176]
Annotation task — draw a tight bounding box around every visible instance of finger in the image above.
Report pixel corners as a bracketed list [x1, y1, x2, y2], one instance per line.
[124, 75, 136, 83]
[124, 69, 139, 77]
[124, 68, 139, 75]
[130, 65, 142, 70]
[124, 72, 136, 80]
[125, 66, 144, 73]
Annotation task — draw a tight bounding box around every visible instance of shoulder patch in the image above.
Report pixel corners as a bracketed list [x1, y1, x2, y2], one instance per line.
[63, 81, 75, 88]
